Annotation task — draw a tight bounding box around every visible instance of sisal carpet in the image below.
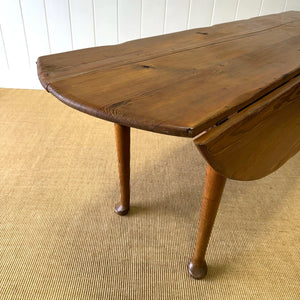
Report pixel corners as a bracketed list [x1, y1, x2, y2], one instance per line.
[0, 88, 299, 299]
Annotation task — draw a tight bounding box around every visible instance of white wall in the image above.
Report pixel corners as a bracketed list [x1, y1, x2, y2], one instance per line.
[0, 0, 299, 89]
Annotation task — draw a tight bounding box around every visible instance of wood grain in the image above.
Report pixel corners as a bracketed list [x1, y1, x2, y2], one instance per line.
[37, 12, 300, 137]
[194, 75, 300, 180]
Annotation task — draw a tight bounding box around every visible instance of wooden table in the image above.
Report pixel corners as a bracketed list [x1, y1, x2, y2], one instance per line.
[37, 11, 300, 279]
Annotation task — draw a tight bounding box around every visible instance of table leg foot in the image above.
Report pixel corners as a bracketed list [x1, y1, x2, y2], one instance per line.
[114, 202, 129, 216]
[114, 124, 130, 216]
[188, 261, 207, 279]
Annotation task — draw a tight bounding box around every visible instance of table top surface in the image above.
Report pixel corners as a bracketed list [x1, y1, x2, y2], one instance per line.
[37, 11, 300, 138]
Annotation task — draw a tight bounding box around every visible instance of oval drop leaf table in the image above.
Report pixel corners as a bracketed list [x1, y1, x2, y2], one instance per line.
[37, 11, 300, 279]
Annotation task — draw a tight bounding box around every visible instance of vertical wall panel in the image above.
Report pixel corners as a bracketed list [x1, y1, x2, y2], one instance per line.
[0, 25, 8, 71]
[20, 0, 50, 68]
[189, 0, 215, 28]
[213, 0, 239, 24]
[44, 0, 73, 53]
[118, 0, 142, 43]
[142, 0, 165, 37]
[69, 0, 95, 49]
[94, 0, 118, 45]
[286, 0, 300, 10]
[236, 0, 262, 20]
[0, 0, 29, 70]
[164, 0, 190, 33]
[260, 0, 286, 15]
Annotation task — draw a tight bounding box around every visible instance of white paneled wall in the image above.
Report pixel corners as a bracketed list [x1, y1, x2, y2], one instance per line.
[213, 0, 239, 24]
[118, 0, 142, 43]
[0, 0, 299, 89]
[164, 0, 190, 34]
[142, 0, 165, 37]
[236, 0, 262, 20]
[189, 0, 215, 28]
[94, 0, 118, 45]
[69, 0, 95, 49]
[44, 0, 73, 54]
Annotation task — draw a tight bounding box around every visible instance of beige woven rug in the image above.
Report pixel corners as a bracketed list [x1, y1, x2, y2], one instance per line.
[0, 88, 299, 299]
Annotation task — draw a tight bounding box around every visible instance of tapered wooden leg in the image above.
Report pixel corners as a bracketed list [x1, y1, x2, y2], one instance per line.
[114, 124, 130, 216]
[188, 164, 226, 279]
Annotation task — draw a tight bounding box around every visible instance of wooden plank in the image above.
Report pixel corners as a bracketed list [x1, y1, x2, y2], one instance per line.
[164, 0, 190, 33]
[261, 0, 285, 15]
[236, 0, 262, 20]
[20, 0, 50, 68]
[189, 0, 215, 28]
[118, 0, 142, 43]
[37, 12, 300, 137]
[94, 0, 118, 45]
[141, 0, 165, 37]
[0, 0, 29, 70]
[69, 0, 95, 49]
[194, 75, 300, 180]
[213, 0, 239, 24]
[44, 0, 73, 53]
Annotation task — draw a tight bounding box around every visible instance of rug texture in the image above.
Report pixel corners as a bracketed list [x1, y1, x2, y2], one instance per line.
[0, 88, 299, 299]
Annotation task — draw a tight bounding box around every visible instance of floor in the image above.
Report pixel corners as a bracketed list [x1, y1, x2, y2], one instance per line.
[0, 88, 299, 299]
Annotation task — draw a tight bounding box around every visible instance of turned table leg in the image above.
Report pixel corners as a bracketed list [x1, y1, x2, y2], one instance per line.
[188, 164, 226, 279]
[114, 124, 130, 216]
